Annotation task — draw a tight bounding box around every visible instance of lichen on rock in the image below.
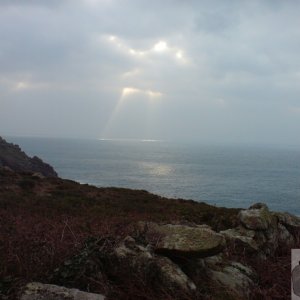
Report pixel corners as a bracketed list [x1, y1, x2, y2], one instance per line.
[238, 203, 276, 231]
[136, 222, 226, 258]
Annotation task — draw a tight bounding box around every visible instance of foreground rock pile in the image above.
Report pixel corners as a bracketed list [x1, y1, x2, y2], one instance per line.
[222, 203, 298, 258]
[20, 203, 300, 300]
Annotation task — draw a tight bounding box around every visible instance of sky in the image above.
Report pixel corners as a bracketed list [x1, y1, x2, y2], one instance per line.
[1, 0, 300, 145]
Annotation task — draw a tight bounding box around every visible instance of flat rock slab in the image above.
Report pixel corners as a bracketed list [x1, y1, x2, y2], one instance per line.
[20, 282, 105, 300]
[139, 222, 225, 258]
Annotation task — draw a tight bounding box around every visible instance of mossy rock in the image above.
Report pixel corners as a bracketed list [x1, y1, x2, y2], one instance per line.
[238, 203, 277, 231]
[137, 222, 226, 258]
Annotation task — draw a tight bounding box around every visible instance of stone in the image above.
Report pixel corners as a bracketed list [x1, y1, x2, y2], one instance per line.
[154, 256, 197, 292]
[112, 236, 196, 293]
[225, 204, 300, 257]
[221, 227, 259, 253]
[238, 203, 276, 231]
[113, 236, 153, 260]
[31, 173, 45, 179]
[277, 223, 295, 246]
[206, 260, 256, 299]
[202, 254, 224, 269]
[273, 212, 300, 228]
[20, 282, 105, 300]
[137, 222, 226, 258]
[249, 203, 268, 210]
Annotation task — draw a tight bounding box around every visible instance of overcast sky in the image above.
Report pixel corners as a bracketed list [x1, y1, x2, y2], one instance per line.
[1, 0, 300, 145]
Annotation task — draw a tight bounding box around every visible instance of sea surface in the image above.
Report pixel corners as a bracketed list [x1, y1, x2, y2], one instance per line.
[6, 136, 300, 215]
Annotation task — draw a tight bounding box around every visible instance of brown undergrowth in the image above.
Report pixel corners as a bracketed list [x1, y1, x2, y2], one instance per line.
[0, 169, 296, 299]
[224, 233, 299, 300]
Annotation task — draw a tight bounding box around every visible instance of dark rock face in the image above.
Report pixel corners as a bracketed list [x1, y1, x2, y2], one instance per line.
[0, 136, 57, 177]
[221, 203, 300, 258]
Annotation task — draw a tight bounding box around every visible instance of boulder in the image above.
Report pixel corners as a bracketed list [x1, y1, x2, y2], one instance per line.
[238, 203, 276, 231]
[20, 282, 105, 300]
[204, 256, 256, 299]
[277, 223, 295, 246]
[273, 212, 300, 229]
[221, 227, 259, 253]
[112, 236, 197, 293]
[137, 222, 226, 258]
[225, 204, 300, 257]
[31, 173, 45, 179]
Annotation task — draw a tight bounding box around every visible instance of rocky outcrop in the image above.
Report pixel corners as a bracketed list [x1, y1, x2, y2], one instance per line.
[20, 282, 105, 300]
[19, 204, 300, 300]
[273, 211, 300, 228]
[238, 203, 275, 230]
[221, 203, 300, 258]
[52, 223, 255, 299]
[0, 136, 57, 177]
[136, 222, 226, 258]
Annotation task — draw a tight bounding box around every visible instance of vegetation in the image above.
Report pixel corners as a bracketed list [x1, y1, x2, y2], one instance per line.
[0, 168, 296, 299]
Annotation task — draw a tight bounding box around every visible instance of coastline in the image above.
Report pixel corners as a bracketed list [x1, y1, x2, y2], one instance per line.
[5, 135, 300, 215]
[1, 136, 299, 299]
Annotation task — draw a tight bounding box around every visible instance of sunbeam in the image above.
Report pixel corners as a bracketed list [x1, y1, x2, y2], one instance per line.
[100, 87, 162, 139]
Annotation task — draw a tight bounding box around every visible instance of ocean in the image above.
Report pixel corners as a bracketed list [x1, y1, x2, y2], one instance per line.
[6, 136, 300, 215]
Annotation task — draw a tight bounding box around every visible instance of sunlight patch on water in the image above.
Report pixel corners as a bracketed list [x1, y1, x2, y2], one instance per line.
[98, 138, 163, 142]
[139, 162, 173, 176]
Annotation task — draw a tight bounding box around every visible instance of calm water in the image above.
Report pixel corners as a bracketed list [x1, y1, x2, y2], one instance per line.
[6, 137, 300, 215]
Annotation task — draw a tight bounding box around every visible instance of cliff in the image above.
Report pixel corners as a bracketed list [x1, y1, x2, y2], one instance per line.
[0, 136, 57, 177]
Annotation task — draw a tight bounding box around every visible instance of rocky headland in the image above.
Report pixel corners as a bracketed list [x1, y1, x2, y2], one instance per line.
[0, 137, 57, 177]
[0, 137, 298, 299]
